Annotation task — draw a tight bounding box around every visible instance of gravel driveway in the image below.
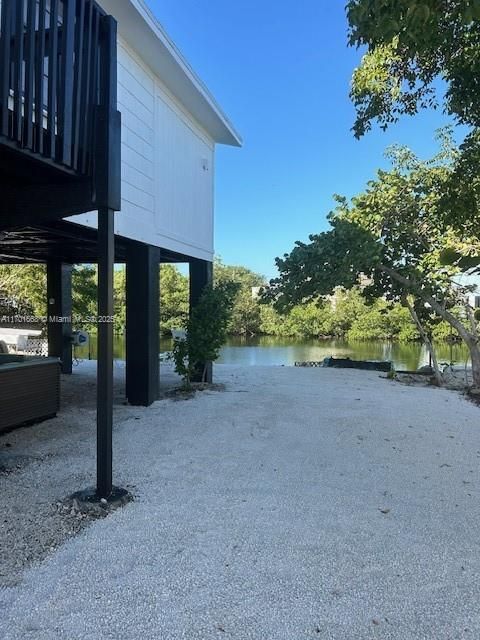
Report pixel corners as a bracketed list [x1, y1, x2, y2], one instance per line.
[1, 363, 480, 639]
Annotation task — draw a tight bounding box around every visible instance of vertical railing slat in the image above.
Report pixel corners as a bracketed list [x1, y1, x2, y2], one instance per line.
[12, 0, 25, 142]
[0, 0, 13, 136]
[90, 5, 99, 175]
[24, 0, 37, 149]
[47, 0, 59, 158]
[35, 0, 47, 154]
[72, 0, 85, 170]
[83, 1, 98, 174]
[79, 0, 92, 172]
[58, 0, 74, 164]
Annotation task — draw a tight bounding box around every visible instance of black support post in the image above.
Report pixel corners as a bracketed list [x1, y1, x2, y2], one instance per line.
[47, 261, 73, 374]
[93, 15, 121, 500]
[189, 258, 213, 383]
[96, 208, 114, 498]
[65, 13, 127, 506]
[126, 244, 160, 406]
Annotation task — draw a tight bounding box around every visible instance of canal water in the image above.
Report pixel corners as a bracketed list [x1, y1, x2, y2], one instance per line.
[76, 335, 470, 371]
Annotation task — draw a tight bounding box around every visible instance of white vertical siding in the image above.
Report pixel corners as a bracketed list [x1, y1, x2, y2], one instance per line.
[154, 91, 214, 257]
[69, 36, 215, 262]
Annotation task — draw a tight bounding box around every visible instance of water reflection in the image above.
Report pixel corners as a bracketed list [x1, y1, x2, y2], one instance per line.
[76, 334, 471, 371]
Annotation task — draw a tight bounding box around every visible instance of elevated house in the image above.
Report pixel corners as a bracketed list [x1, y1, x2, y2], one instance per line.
[0, 0, 241, 498]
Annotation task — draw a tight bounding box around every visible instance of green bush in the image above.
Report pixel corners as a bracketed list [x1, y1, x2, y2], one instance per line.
[172, 281, 238, 387]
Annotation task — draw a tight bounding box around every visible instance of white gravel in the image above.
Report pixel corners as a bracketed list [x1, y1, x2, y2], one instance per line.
[1, 362, 480, 639]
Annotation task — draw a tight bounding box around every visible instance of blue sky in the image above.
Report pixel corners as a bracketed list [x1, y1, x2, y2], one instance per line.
[153, 0, 457, 280]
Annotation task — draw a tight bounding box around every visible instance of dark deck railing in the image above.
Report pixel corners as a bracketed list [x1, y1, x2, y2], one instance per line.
[0, 0, 107, 174]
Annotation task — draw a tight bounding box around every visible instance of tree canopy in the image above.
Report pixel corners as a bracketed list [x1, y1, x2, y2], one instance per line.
[266, 138, 480, 383]
[347, 0, 480, 136]
[348, 1, 480, 235]
[214, 259, 266, 336]
[0, 259, 430, 344]
[159, 264, 189, 333]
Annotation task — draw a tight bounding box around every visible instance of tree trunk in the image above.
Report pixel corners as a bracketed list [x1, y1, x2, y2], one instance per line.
[465, 303, 478, 336]
[463, 336, 480, 387]
[404, 297, 443, 386]
[378, 264, 480, 387]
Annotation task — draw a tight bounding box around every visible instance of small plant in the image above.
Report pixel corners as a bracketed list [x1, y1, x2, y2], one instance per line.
[172, 281, 239, 388]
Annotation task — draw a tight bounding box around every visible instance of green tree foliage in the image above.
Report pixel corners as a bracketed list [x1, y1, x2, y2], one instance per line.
[0, 264, 46, 318]
[214, 259, 265, 335]
[159, 261, 419, 341]
[266, 139, 480, 384]
[230, 289, 262, 336]
[347, 0, 480, 136]
[440, 129, 480, 236]
[347, 297, 419, 341]
[214, 259, 265, 289]
[347, 1, 480, 235]
[72, 265, 98, 333]
[159, 264, 189, 334]
[0, 264, 100, 331]
[0, 260, 431, 345]
[258, 286, 418, 340]
[258, 301, 329, 338]
[0, 264, 124, 335]
[258, 304, 287, 336]
[172, 281, 239, 387]
[282, 301, 332, 337]
[113, 267, 126, 334]
[330, 289, 367, 337]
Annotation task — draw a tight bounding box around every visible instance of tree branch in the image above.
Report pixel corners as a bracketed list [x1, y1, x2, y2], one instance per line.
[403, 294, 443, 385]
[376, 263, 476, 345]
